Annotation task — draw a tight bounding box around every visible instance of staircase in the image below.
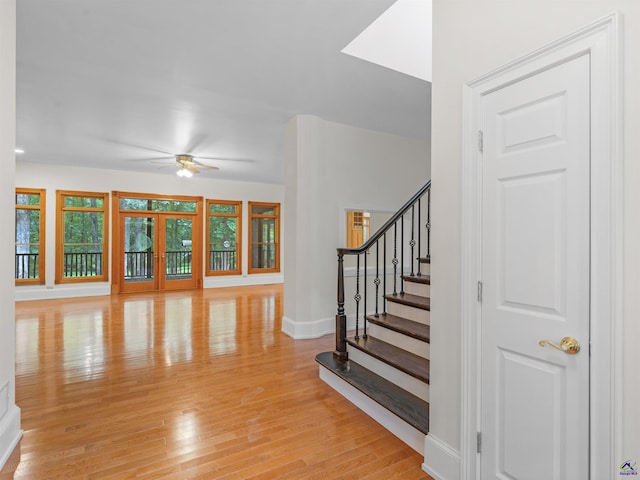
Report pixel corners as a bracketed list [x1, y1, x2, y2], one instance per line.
[316, 182, 431, 454]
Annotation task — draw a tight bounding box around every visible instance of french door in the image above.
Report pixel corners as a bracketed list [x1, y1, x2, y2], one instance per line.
[112, 193, 203, 293]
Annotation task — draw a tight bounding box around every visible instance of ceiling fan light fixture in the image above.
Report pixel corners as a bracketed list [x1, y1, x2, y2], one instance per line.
[176, 167, 193, 178]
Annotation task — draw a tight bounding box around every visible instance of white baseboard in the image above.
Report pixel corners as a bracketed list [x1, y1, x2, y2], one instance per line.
[15, 284, 110, 301]
[422, 433, 461, 480]
[16, 276, 284, 302]
[203, 274, 283, 289]
[281, 314, 358, 340]
[0, 405, 22, 472]
[319, 365, 426, 454]
[281, 315, 334, 339]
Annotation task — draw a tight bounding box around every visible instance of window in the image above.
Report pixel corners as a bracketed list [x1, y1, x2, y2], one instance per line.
[15, 188, 46, 284]
[248, 202, 280, 274]
[56, 190, 109, 283]
[207, 200, 242, 276]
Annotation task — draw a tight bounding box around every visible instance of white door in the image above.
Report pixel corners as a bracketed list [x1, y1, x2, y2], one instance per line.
[480, 54, 590, 479]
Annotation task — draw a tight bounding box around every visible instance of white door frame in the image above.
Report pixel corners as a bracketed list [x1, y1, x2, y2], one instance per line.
[460, 12, 623, 480]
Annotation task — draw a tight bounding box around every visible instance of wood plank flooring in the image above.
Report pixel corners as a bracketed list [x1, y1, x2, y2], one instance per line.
[3, 285, 432, 479]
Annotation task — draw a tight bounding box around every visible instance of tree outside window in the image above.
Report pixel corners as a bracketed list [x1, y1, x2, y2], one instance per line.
[15, 188, 46, 284]
[206, 200, 241, 276]
[56, 190, 109, 283]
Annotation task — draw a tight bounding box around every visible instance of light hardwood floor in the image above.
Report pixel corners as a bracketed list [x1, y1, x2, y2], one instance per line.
[2, 285, 432, 480]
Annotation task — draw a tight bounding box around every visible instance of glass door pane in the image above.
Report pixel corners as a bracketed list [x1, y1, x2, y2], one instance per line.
[123, 216, 156, 288]
[163, 217, 193, 286]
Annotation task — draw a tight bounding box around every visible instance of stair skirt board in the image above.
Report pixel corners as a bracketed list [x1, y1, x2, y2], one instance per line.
[387, 302, 430, 325]
[367, 323, 430, 359]
[319, 365, 426, 454]
[404, 281, 430, 298]
[348, 347, 430, 401]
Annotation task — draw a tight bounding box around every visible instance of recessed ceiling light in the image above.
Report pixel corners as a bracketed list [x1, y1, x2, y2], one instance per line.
[15, 148, 25, 154]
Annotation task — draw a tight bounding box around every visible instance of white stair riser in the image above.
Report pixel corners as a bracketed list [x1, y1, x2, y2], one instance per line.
[318, 366, 426, 454]
[420, 263, 430, 275]
[403, 281, 430, 298]
[368, 323, 430, 359]
[387, 302, 429, 325]
[348, 347, 429, 401]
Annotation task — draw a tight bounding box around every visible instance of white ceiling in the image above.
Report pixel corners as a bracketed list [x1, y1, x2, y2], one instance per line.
[16, 0, 431, 184]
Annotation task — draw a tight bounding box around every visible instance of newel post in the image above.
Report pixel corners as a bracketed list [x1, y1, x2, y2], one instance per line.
[334, 251, 348, 360]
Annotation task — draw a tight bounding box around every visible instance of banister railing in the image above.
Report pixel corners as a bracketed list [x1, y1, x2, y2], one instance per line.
[334, 180, 431, 360]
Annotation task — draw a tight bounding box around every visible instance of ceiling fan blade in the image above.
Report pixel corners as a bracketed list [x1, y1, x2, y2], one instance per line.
[194, 156, 256, 163]
[100, 138, 175, 156]
[193, 163, 219, 171]
[130, 157, 174, 162]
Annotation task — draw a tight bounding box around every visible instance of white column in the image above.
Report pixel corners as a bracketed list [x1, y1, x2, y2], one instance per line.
[0, 0, 22, 470]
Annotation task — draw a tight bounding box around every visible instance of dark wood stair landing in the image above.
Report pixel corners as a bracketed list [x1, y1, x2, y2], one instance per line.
[316, 352, 429, 434]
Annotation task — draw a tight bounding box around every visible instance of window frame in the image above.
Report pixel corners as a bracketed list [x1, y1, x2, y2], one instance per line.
[15, 188, 46, 285]
[248, 201, 280, 274]
[55, 190, 110, 284]
[206, 199, 242, 276]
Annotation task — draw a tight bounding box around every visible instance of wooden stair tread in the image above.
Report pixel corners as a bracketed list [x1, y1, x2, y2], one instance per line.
[385, 292, 430, 311]
[346, 336, 429, 383]
[367, 313, 430, 343]
[417, 257, 431, 264]
[402, 274, 430, 285]
[316, 352, 429, 434]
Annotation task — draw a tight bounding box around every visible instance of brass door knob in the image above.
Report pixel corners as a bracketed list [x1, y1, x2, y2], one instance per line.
[538, 337, 580, 354]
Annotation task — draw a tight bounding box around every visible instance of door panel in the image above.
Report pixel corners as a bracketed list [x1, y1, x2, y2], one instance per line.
[161, 216, 195, 290]
[121, 214, 158, 293]
[481, 54, 590, 479]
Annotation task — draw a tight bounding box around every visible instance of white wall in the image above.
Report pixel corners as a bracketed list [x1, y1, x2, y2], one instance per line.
[0, 0, 22, 470]
[15, 162, 284, 300]
[430, 0, 639, 474]
[283, 115, 430, 339]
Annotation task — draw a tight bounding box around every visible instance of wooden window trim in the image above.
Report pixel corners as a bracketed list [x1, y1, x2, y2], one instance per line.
[15, 188, 46, 285]
[55, 190, 110, 284]
[248, 201, 280, 274]
[206, 199, 242, 276]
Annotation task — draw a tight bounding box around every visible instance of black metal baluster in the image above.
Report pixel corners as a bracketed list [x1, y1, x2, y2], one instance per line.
[410, 204, 416, 277]
[355, 254, 361, 339]
[417, 198, 422, 277]
[427, 187, 431, 263]
[383, 232, 387, 314]
[392, 223, 398, 296]
[363, 249, 368, 339]
[400, 214, 405, 295]
[374, 240, 380, 317]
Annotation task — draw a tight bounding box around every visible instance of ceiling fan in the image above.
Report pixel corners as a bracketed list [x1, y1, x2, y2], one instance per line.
[171, 154, 218, 177]
[101, 137, 256, 177]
